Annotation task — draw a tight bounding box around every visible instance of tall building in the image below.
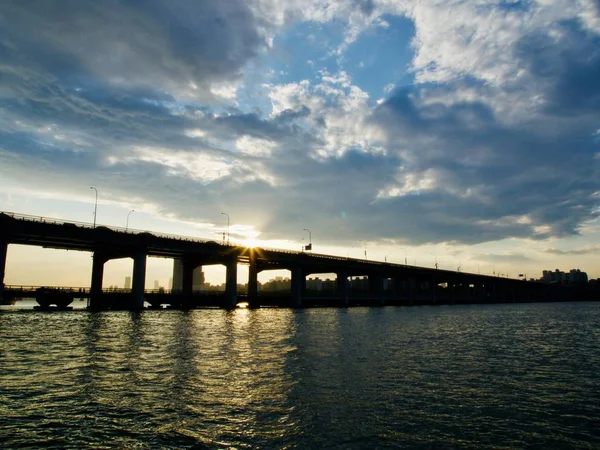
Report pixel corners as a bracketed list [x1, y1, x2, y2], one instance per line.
[541, 269, 588, 285]
[124, 276, 131, 289]
[154, 280, 160, 290]
[192, 268, 205, 291]
[569, 269, 588, 284]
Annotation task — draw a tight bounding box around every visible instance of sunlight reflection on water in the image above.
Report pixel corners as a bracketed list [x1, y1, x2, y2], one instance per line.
[1, 303, 599, 448]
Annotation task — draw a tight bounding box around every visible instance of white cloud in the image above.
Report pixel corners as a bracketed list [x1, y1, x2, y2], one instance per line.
[235, 135, 276, 157]
[267, 71, 385, 158]
[109, 146, 233, 183]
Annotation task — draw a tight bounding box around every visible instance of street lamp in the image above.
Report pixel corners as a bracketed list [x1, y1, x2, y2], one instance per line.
[221, 212, 230, 245]
[399, 248, 407, 265]
[303, 228, 312, 251]
[90, 186, 98, 228]
[430, 253, 438, 269]
[126, 209, 134, 231]
[359, 240, 367, 260]
[384, 254, 389, 263]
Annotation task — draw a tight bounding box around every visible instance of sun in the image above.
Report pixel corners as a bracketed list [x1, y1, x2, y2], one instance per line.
[242, 236, 259, 248]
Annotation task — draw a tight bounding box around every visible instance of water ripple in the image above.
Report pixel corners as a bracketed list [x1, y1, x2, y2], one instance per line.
[1, 303, 599, 448]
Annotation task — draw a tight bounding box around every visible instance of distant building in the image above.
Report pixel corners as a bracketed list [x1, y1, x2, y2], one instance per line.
[568, 269, 588, 284]
[350, 276, 369, 291]
[154, 280, 159, 290]
[541, 269, 588, 285]
[262, 276, 290, 292]
[124, 276, 131, 289]
[192, 268, 205, 291]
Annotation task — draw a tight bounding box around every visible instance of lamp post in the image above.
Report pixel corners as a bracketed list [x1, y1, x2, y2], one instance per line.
[303, 228, 312, 251]
[221, 212, 230, 245]
[399, 248, 407, 265]
[385, 254, 389, 263]
[359, 240, 367, 260]
[430, 253, 438, 269]
[126, 209, 134, 231]
[90, 186, 98, 228]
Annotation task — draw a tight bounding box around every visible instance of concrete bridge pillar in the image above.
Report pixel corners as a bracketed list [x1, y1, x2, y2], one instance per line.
[131, 251, 147, 310]
[448, 282, 457, 304]
[336, 270, 349, 307]
[475, 284, 486, 303]
[291, 266, 304, 308]
[430, 280, 437, 304]
[490, 283, 497, 302]
[408, 278, 415, 305]
[89, 252, 108, 309]
[392, 277, 403, 299]
[181, 259, 195, 308]
[462, 282, 471, 304]
[223, 256, 237, 310]
[0, 241, 7, 303]
[248, 253, 260, 308]
[369, 274, 384, 306]
[172, 258, 184, 291]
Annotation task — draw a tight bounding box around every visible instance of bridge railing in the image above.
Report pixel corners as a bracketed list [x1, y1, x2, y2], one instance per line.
[1, 211, 226, 246]
[4, 285, 91, 293]
[3, 285, 228, 295]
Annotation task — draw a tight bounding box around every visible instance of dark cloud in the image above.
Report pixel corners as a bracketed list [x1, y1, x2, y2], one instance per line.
[544, 246, 600, 255]
[515, 20, 600, 115]
[0, 0, 265, 98]
[476, 253, 537, 263]
[370, 52, 600, 244]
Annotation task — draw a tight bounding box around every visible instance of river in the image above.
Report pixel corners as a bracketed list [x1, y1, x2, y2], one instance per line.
[1, 302, 599, 448]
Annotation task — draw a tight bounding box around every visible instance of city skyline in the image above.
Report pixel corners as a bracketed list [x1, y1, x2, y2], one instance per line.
[1, 1, 599, 286]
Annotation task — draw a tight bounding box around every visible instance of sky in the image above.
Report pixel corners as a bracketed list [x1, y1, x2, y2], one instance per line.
[1, 0, 599, 287]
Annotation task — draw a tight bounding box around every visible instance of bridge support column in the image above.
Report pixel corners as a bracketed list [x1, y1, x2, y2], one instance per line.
[392, 277, 404, 302]
[181, 259, 195, 308]
[490, 283, 497, 302]
[450, 282, 458, 304]
[0, 241, 6, 303]
[337, 271, 349, 306]
[369, 274, 384, 306]
[131, 251, 147, 310]
[223, 256, 237, 310]
[89, 252, 108, 310]
[172, 258, 184, 291]
[430, 280, 437, 305]
[475, 284, 485, 303]
[248, 252, 259, 308]
[408, 278, 415, 305]
[464, 282, 473, 304]
[291, 266, 304, 308]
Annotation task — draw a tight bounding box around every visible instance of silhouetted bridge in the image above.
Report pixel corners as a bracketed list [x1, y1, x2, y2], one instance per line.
[1, 212, 597, 310]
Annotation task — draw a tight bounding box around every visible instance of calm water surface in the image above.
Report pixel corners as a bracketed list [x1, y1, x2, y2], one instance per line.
[1, 302, 599, 449]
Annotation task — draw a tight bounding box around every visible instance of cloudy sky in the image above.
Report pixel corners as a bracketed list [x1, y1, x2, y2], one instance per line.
[1, 0, 599, 286]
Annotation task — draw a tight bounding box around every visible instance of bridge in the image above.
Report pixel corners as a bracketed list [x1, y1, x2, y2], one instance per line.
[0, 212, 596, 310]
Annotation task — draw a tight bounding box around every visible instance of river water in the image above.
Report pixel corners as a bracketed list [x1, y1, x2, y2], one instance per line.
[1, 302, 599, 449]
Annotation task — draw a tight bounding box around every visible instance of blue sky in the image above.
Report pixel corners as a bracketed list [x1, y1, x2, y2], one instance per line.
[1, 0, 599, 286]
